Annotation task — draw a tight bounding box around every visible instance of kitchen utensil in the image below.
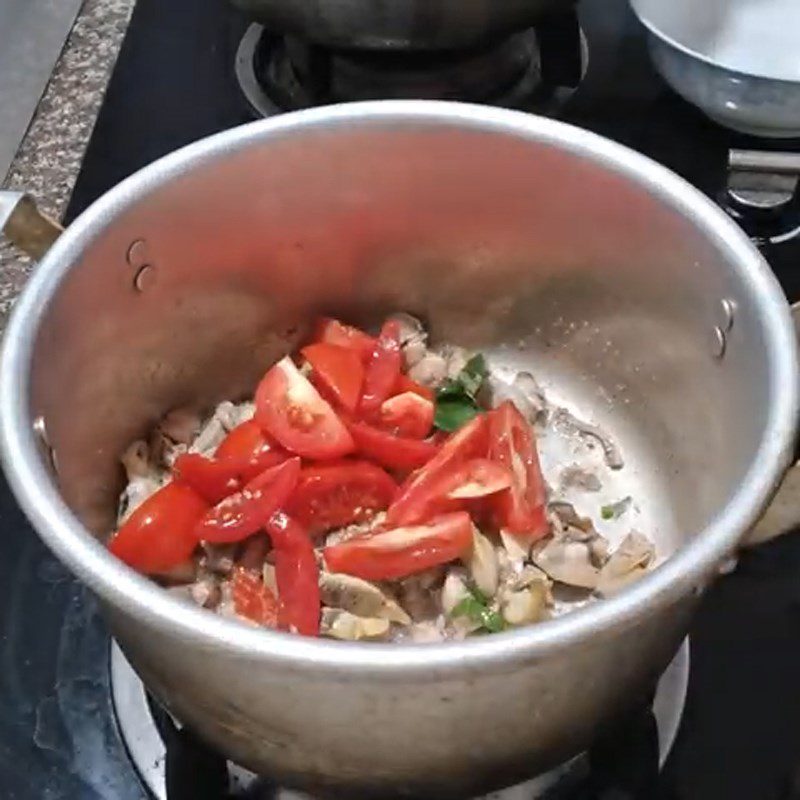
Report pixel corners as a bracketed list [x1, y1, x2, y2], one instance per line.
[229, 0, 575, 51]
[630, 0, 800, 137]
[0, 101, 797, 797]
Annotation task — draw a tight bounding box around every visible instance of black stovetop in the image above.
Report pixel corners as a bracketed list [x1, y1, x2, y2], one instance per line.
[3, 0, 800, 798]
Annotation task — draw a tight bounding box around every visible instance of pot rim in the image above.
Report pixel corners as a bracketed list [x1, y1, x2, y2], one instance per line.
[1, 100, 796, 675]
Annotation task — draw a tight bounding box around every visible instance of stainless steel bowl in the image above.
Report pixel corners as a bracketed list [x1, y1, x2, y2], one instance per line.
[0, 102, 797, 796]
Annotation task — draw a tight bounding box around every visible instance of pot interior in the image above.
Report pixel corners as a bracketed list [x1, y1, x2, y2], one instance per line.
[26, 113, 778, 564]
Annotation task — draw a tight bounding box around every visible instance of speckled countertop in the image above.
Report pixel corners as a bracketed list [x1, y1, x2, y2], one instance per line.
[0, 0, 135, 329]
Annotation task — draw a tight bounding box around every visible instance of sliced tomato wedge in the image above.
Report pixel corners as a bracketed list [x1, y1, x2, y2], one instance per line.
[266, 511, 320, 636]
[215, 419, 287, 476]
[286, 460, 397, 535]
[314, 317, 375, 361]
[301, 342, 364, 413]
[255, 356, 354, 460]
[385, 414, 489, 525]
[347, 420, 440, 472]
[381, 458, 511, 524]
[488, 400, 549, 540]
[360, 319, 402, 415]
[394, 373, 435, 402]
[108, 482, 208, 574]
[194, 457, 301, 544]
[379, 391, 434, 439]
[439, 458, 513, 499]
[232, 566, 278, 627]
[323, 511, 473, 581]
[173, 452, 245, 504]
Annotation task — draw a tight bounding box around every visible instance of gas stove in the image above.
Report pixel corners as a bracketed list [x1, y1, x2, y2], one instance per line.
[3, 0, 800, 798]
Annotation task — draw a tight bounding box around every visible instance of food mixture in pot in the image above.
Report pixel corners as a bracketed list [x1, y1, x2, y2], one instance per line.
[107, 314, 656, 642]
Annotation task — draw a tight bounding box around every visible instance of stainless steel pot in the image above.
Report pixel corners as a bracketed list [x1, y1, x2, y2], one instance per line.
[230, 0, 574, 50]
[631, 0, 800, 138]
[1, 101, 798, 797]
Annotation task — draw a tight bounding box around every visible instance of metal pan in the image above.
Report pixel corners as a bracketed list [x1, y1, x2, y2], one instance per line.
[0, 102, 797, 795]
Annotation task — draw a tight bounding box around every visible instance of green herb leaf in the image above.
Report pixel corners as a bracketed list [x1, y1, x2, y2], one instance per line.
[601, 496, 632, 521]
[459, 354, 489, 399]
[478, 607, 506, 633]
[471, 586, 490, 605]
[434, 353, 488, 432]
[449, 586, 506, 634]
[451, 596, 484, 619]
[434, 397, 479, 432]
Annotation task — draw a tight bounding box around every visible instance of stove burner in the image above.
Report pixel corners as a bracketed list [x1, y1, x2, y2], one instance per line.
[110, 640, 689, 800]
[235, 17, 587, 116]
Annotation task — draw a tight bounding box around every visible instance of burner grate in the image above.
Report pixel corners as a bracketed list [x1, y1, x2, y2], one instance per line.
[235, 15, 587, 117]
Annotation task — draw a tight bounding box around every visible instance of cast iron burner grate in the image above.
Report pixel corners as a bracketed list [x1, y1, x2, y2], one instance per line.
[110, 641, 689, 800]
[235, 13, 586, 116]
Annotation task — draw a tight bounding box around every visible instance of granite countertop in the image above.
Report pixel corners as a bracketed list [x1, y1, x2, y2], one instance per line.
[0, 0, 134, 330]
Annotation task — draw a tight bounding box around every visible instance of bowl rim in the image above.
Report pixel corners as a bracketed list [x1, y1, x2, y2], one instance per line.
[1, 100, 796, 675]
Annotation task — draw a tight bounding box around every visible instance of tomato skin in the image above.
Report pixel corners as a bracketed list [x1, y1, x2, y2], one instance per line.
[301, 342, 364, 414]
[380, 457, 510, 525]
[439, 458, 513, 499]
[379, 391, 434, 439]
[323, 512, 473, 581]
[232, 566, 279, 627]
[394, 373, 434, 401]
[266, 511, 320, 636]
[215, 420, 287, 477]
[347, 420, 440, 472]
[286, 460, 398, 535]
[108, 482, 208, 574]
[385, 414, 489, 526]
[488, 401, 549, 540]
[194, 457, 301, 544]
[314, 318, 375, 361]
[173, 453, 245, 504]
[360, 320, 402, 414]
[255, 356, 354, 460]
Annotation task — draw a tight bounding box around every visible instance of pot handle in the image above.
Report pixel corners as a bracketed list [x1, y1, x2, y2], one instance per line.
[1, 190, 797, 546]
[742, 300, 800, 546]
[0, 191, 63, 260]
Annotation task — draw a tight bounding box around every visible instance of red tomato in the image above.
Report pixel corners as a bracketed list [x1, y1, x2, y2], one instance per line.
[266, 511, 320, 636]
[360, 320, 402, 415]
[394, 373, 435, 401]
[439, 458, 513, 499]
[381, 457, 510, 524]
[301, 342, 364, 413]
[255, 356, 354, 460]
[232, 566, 278, 627]
[347, 420, 440, 472]
[323, 512, 473, 581]
[385, 414, 489, 525]
[173, 452, 245, 504]
[108, 482, 208, 574]
[314, 317, 375, 361]
[194, 457, 301, 544]
[286, 460, 398, 535]
[379, 391, 434, 439]
[215, 420, 287, 476]
[488, 401, 549, 540]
